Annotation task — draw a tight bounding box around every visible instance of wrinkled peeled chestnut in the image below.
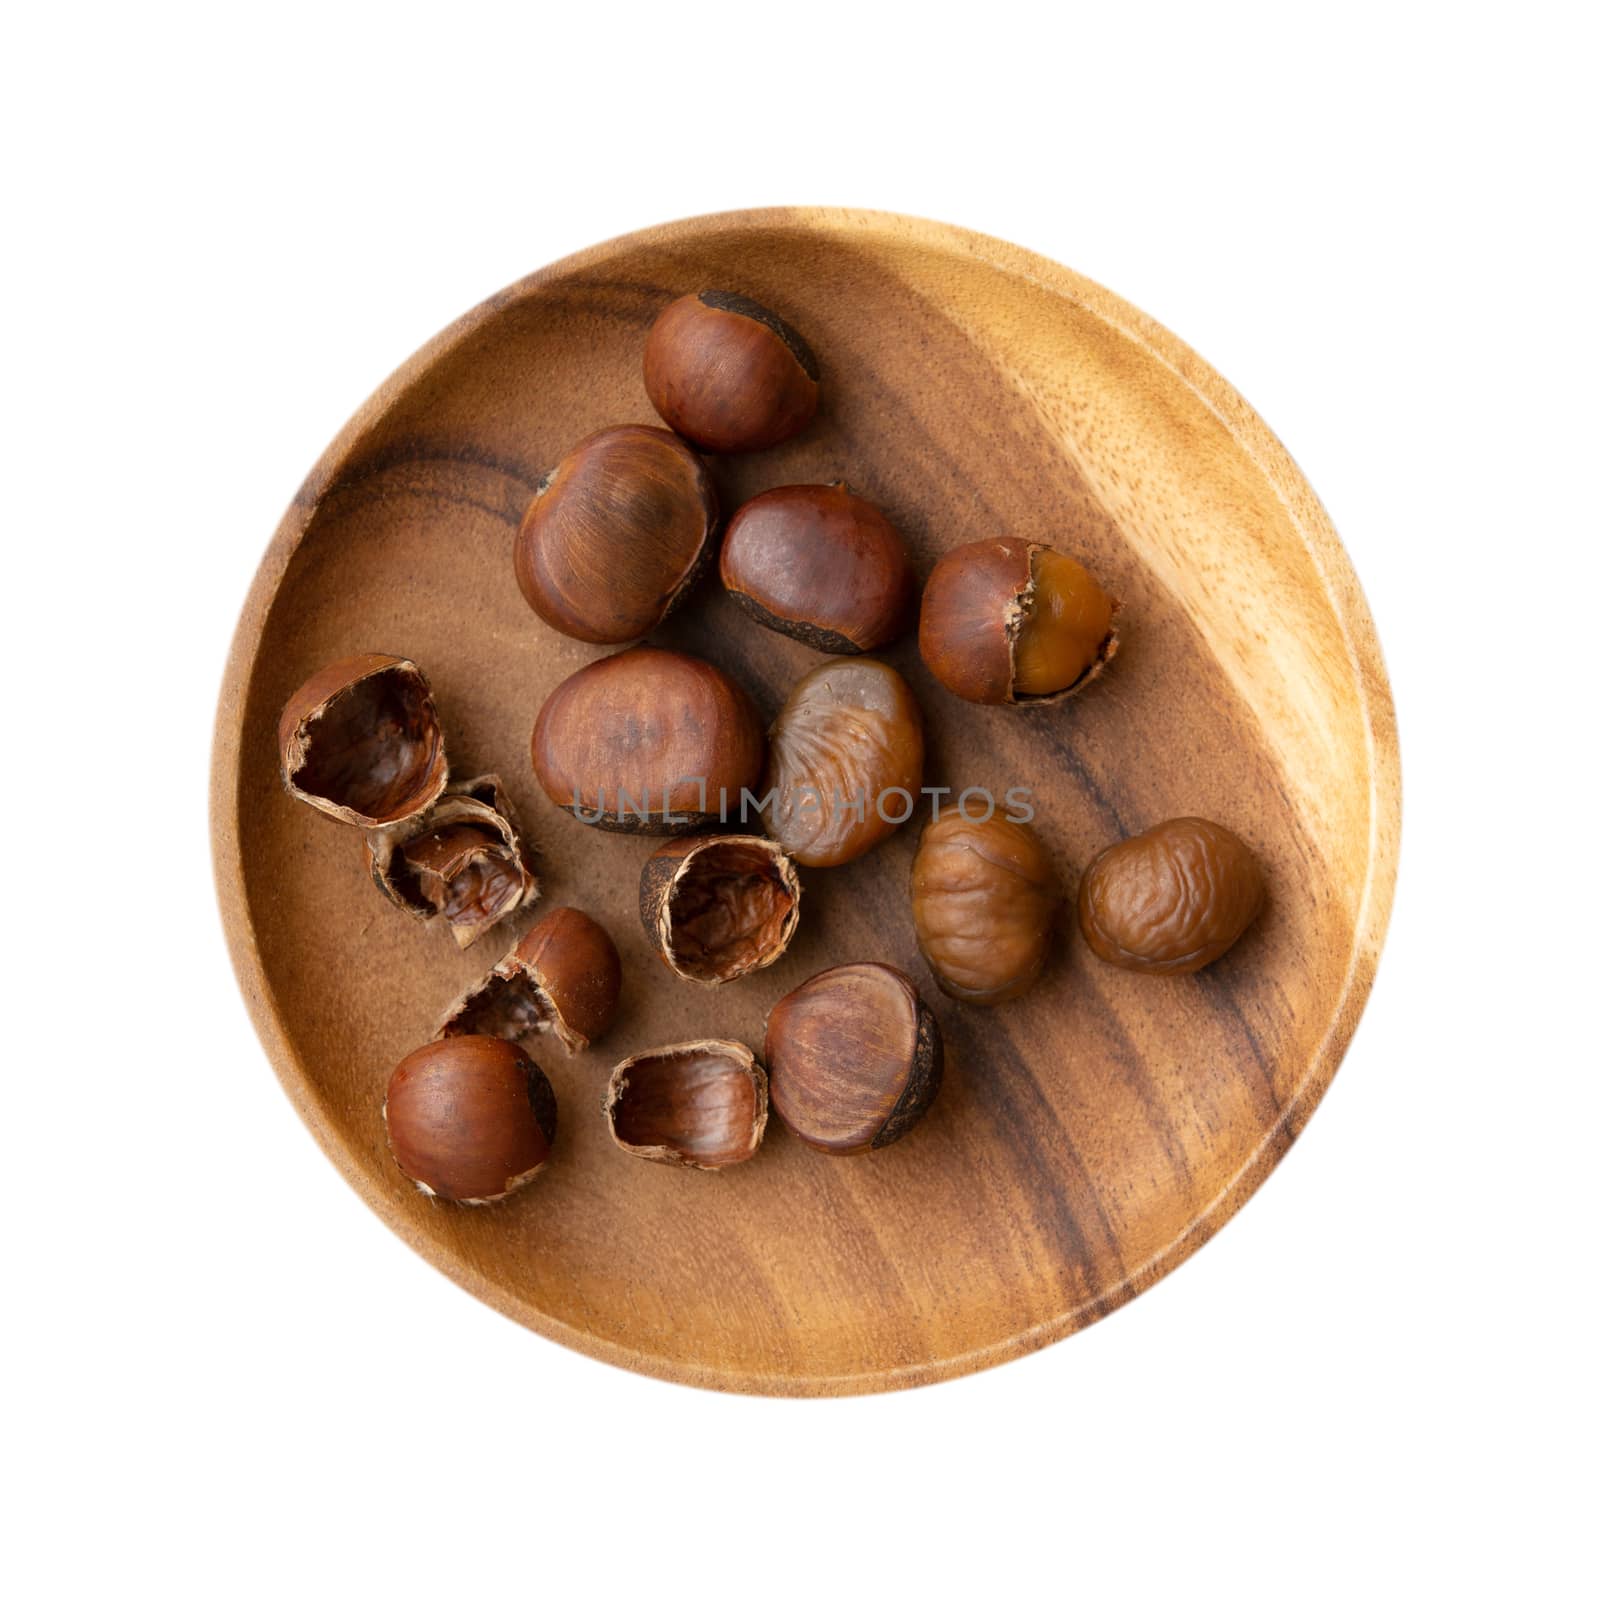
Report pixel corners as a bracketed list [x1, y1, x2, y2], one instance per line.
[514, 425, 718, 644]
[919, 539, 1118, 705]
[603, 1040, 768, 1171]
[765, 963, 943, 1155]
[531, 646, 765, 833]
[911, 811, 1062, 1005]
[277, 653, 448, 826]
[764, 658, 925, 867]
[1078, 816, 1265, 975]
[383, 1035, 557, 1204]
[436, 906, 621, 1053]
[719, 482, 916, 653]
[365, 775, 537, 948]
[641, 835, 800, 985]
[643, 290, 819, 453]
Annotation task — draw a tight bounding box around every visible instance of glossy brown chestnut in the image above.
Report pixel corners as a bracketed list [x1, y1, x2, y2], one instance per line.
[764, 658, 924, 867]
[911, 810, 1062, 1005]
[1078, 816, 1266, 975]
[531, 646, 765, 833]
[643, 290, 819, 453]
[436, 907, 621, 1053]
[640, 834, 800, 985]
[383, 1035, 557, 1204]
[603, 1040, 768, 1171]
[514, 425, 718, 644]
[277, 653, 447, 826]
[764, 963, 943, 1155]
[918, 539, 1118, 706]
[719, 482, 916, 653]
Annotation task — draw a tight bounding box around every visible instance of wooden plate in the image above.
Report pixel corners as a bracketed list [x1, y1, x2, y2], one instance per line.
[212, 208, 1399, 1395]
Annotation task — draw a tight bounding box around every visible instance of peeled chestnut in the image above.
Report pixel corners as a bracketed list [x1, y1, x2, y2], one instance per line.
[514, 425, 717, 644]
[765, 963, 943, 1154]
[531, 646, 765, 833]
[1078, 816, 1265, 975]
[436, 906, 621, 1053]
[764, 658, 925, 867]
[641, 834, 800, 985]
[383, 1035, 557, 1204]
[603, 1040, 768, 1171]
[644, 289, 819, 453]
[911, 811, 1062, 1005]
[277, 653, 447, 826]
[919, 539, 1118, 705]
[720, 482, 916, 653]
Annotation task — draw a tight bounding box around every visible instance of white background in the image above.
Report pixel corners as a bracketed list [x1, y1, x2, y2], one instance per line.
[5, 4, 1595, 1595]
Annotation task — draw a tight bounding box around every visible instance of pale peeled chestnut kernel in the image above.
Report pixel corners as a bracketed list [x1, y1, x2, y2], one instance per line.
[1012, 547, 1117, 697]
[604, 1040, 768, 1170]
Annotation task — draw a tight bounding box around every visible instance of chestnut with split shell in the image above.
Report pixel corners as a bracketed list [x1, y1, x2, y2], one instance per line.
[604, 1039, 768, 1171]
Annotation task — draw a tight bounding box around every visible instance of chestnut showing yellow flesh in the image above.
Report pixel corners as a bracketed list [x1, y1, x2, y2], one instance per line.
[640, 834, 800, 985]
[918, 539, 1118, 706]
[383, 1035, 556, 1204]
[1078, 817, 1265, 975]
[764, 658, 924, 867]
[531, 646, 765, 833]
[644, 290, 819, 453]
[514, 425, 718, 644]
[911, 812, 1062, 1005]
[277, 653, 447, 826]
[720, 483, 915, 653]
[603, 1040, 768, 1171]
[765, 963, 943, 1155]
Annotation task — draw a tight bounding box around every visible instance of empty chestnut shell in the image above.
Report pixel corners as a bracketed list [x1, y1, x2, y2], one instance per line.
[919, 539, 1118, 706]
[514, 425, 718, 644]
[277, 653, 448, 826]
[765, 963, 943, 1154]
[531, 646, 765, 833]
[640, 834, 801, 985]
[383, 1035, 557, 1204]
[644, 290, 819, 453]
[436, 907, 621, 1053]
[911, 811, 1062, 1005]
[1078, 816, 1266, 975]
[603, 1039, 768, 1171]
[720, 482, 916, 653]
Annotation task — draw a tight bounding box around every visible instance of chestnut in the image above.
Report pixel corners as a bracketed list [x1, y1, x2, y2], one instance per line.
[640, 834, 801, 985]
[919, 539, 1119, 705]
[764, 963, 943, 1155]
[719, 482, 916, 653]
[764, 658, 924, 867]
[531, 646, 765, 833]
[514, 425, 718, 644]
[643, 289, 819, 453]
[383, 1035, 557, 1204]
[277, 653, 447, 826]
[1078, 816, 1265, 975]
[436, 906, 621, 1053]
[603, 1040, 768, 1171]
[911, 810, 1062, 1005]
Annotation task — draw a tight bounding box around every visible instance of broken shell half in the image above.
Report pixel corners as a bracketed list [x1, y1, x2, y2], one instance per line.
[603, 1039, 768, 1171]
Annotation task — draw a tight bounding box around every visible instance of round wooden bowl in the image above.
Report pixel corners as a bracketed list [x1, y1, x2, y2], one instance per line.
[212, 209, 1399, 1395]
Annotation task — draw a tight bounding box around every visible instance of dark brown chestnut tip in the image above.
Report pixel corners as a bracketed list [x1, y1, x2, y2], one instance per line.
[277, 653, 448, 826]
[640, 834, 800, 986]
[436, 906, 622, 1053]
[603, 1040, 768, 1171]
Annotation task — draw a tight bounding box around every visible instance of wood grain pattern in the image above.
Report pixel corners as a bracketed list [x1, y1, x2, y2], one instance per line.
[211, 209, 1400, 1395]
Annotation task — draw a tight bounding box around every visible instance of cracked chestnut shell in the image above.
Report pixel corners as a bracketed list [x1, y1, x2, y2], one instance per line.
[277, 653, 447, 826]
[644, 289, 819, 453]
[765, 963, 943, 1155]
[1078, 816, 1265, 975]
[514, 425, 718, 644]
[383, 1035, 557, 1204]
[911, 811, 1062, 1005]
[603, 1039, 768, 1171]
[641, 834, 800, 985]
